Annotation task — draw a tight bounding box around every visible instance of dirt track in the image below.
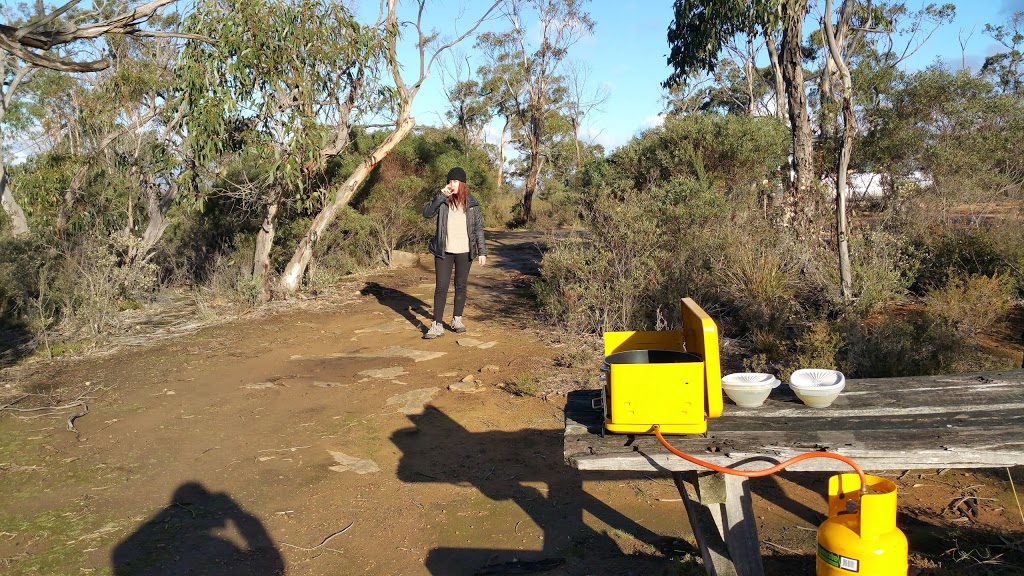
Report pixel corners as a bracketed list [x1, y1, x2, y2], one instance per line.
[1, 230, 1023, 576]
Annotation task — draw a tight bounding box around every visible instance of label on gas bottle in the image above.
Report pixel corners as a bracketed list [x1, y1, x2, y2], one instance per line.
[818, 543, 860, 572]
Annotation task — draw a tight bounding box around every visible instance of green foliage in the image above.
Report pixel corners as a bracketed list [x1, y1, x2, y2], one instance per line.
[862, 66, 1024, 200]
[913, 226, 1012, 293]
[609, 114, 790, 193]
[505, 374, 541, 397]
[719, 242, 800, 333]
[364, 175, 427, 265]
[52, 233, 160, 335]
[837, 309, 1005, 378]
[0, 236, 48, 329]
[981, 11, 1024, 94]
[537, 114, 791, 333]
[178, 0, 388, 199]
[848, 227, 921, 317]
[665, 0, 783, 86]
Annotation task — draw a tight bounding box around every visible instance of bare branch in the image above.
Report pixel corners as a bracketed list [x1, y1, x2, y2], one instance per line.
[0, 0, 189, 72]
[13, 0, 80, 42]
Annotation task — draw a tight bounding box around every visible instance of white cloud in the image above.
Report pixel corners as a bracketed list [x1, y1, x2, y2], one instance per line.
[480, 122, 505, 147]
[640, 113, 665, 130]
[582, 125, 628, 152]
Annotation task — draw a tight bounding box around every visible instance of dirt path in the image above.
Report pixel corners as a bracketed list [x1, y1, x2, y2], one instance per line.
[1, 230, 1023, 576]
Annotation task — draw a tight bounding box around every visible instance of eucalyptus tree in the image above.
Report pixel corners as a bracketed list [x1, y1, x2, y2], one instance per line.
[562, 60, 607, 169]
[666, 0, 813, 223]
[179, 0, 391, 301]
[276, 0, 501, 295]
[476, 41, 526, 187]
[477, 0, 594, 222]
[816, 1, 953, 300]
[438, 52, 493, 154]
[181, 0, 500, 299]
[98, 32, 184, 268]
[0, 39, 35, 235]
[1, 0, 188, 236]
[0, 0, 181, 73]
[981, 11, 1023, 94]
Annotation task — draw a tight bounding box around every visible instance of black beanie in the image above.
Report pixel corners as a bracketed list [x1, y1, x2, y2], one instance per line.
[446, 167, 467, 183]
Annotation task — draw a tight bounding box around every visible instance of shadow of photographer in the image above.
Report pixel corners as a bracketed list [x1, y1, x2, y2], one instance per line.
[392, 405, 698, 575]
[111, 481, 283, 576]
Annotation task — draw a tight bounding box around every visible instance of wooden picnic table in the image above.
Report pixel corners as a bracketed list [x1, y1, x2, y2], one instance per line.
[563, 369, 1024, 576]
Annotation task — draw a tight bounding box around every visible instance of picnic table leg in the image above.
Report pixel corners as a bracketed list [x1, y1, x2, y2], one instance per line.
[673, 471, 764, 576]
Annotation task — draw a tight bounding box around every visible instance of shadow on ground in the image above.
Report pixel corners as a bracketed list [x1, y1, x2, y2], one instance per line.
[0, 326, 35, 369]
[392, 405, 701, 576]
[111, 482, 284, 576]
[484, 230, 549, 277]
[359, 281, 433, 332]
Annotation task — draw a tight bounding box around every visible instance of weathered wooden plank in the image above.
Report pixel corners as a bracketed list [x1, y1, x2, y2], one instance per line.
[676, 472, 764, 576]
[677, 472, 735, 576]
[564, 369, 1024, 472]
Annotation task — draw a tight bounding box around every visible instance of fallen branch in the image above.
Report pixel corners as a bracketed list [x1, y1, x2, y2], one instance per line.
[764, 540, 802, 554]
[0, 394, 29, 411]
[257, 446, 311, 453]
[66, 402, 89, 439]
[281, 522, 354, 558]
[3, 400, 88, 413]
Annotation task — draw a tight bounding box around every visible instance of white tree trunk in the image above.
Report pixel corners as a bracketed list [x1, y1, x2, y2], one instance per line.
[254, 198, 281, 303]
[824, 0, 855, 301]
[127, 183, 177, 267]
[497, 118, 510, 187]
[0, 166, 29, 236]
[765, 30, 787, 121]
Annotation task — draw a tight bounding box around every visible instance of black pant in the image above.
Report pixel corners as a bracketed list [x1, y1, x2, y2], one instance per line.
[433, 252, 471, 322]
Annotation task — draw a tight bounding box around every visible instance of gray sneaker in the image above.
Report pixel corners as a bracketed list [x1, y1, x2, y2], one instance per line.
[423, 321, 444, 339]
[451, 317, 467, 333]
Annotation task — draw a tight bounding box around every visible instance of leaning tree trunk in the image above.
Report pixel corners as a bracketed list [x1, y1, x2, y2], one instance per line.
[278, 116, 415, 293]
[0, 164, 29, 236]
[126, 182, 178, 267]
[780, 0, 814, 227]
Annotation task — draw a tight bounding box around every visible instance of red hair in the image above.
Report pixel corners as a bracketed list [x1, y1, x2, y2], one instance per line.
[451, 180, 468, 211]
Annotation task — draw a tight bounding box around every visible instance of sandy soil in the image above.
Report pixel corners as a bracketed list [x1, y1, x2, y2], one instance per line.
[1, 230, 1023, 576]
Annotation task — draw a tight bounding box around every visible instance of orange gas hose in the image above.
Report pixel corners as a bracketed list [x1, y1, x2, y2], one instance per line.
[653, 425, 867, 490]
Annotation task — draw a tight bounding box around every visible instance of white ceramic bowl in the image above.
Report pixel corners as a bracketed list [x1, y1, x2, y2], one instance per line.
[721, 372, 781, 408]
[788, 369, 845, 408]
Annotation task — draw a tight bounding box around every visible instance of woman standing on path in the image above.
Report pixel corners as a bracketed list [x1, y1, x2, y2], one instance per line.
[422, 166, 487, 339]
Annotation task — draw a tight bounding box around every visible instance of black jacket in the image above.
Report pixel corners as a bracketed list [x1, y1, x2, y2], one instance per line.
[423, 192, 487, 259]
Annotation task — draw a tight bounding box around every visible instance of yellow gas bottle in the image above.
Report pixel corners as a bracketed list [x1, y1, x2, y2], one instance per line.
[817, 473, 908, 576]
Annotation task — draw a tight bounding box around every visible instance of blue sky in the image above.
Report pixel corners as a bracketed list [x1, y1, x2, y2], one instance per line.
[392, 0, 1023, 153]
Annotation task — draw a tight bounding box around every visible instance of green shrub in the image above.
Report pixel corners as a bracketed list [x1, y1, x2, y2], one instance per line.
[0, 235, 48, 329]
[719, 243, 800, 333]
[505, 374, 541, 397]
[925, 274, 1015, 338]
[913, 227, 1005, 292]
[840, 310, 962, 378]
[848, 228, 920, 317]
